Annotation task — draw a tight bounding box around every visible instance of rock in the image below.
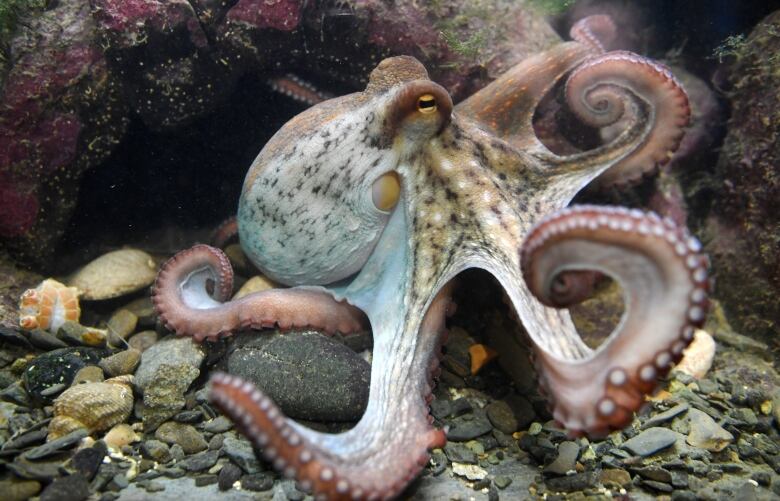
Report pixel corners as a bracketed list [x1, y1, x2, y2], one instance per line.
[443, 442, 477, 464]
[106, 309, 138, 345]
[686, 408, 734, 452]
[544, 471, 597, 492]
[57, 321, 107, 348]
[0, 479, 42, 501]
[177, 450, 219, 472]
[622, 427, 680, 456]
[69, 250, 157, 300]
[39, 474, 90, 501]
[141, 440, 172, 463]
[99, 349, 141, 377]
[631, 465, 673, 483]
[24, 429, 88, 459]
[226, 330, 369, 421]
[154, 422, 208, 455]
[128, 331, 158, 352]
[71, 365, 105, 385]
[642, 403, 689, 429]
[451, 462, 487, 481]
[232, 275, 278, 299]
[485, 400, 518, 434]
[446, 409, 493, 441]
[203, 416, 233, 433]
[121, 297, 157, 329]
[600, 468, 632, 488]
[135, 336, 204, 430]
[194, 474, 218, 487]
[23, 347, 109, 405]
[70, 446, 105, 480]
[28, 329, 69, 350]
[543, 441, 580, 475]
[222, 435, 261, 473]
[241, 472, 274, 492]
[218, 462, 242, 490]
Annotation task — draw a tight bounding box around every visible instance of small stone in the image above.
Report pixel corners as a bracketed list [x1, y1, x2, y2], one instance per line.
[642, 479, 673, 492]
[632, 465, 673, 483]
[232, 274, 277, 299]
[141, 439, 172, 463]
[178, 450, 219, 472]
[544, 471, 597, 492]
[241, 472, 274, 491]
[195, 474, 219, 487]
[486, 400, 518, 434]
[122, 297, 157, 328]
[203, 415, 233, 433]
[599, 468, 631, 488]
[750, 471, 771, 486]
[451, 462, 487, 481]
[528, 422, 543, 435]
[99, 349, 141, 377]
[642, 403, 689, 429]
[622, 427, 679, 456]
[281, 479, 305, 501]
[142, 480, 165, 492]
[40, 474, 90, 501]
[107, 472, 129, 491]
[686, 408, 733, 452]
[70, 446, 105, 480]
[466, 440, 485, 455]
[494, 475, 513, 489]
[0, 479, 41, 501]
[430, 399, 452, 420]
[174, 410, 203, 423]
[56, 322, 90, 346]
[450, 398, 473, 417]
[24, 429, 88, 460]
[71, 366, 104, 385]
[29, 329, 69, 350]
[219, 462, 242, 490]
[544, 441, 580, 475]
[444, 442, 477, 464]
[672, 491, 698, 501]
[107, 309, 138, 344]
[730, 407, 758, 428]
[155, 422, 207, 454]
[447, 409, 493, 441]
[169, 444, 185, 461]
[222, 436, 261, 473]
[128, 331, 158, 352]
[208, 434, 224, 450]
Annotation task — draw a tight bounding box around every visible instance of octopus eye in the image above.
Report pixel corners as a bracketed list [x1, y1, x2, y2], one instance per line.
[372, 171, 401, 211]
[417, 94, 437, 114]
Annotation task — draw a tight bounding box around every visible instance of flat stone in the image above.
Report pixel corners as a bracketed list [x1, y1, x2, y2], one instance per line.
[485, 400, 518, 434]
[241, 472, 274, 491]
[544, 471, 596, 492]
[443, 442, 477, 464]
[24, 429, 88, 459]
[29, 329, 69, 350]
[128, 331, 158, 352]
[599, 468, 631, 488]
[40, 474, 90, 501]
[0, 479, 41, 501]
[195, 474, 218, 487]
[71, 446, 105, 480]
[106, 309, 138, 344]
[446, 409, 493, 441]
[154, 422, 207, 455]
[543, 441, 580, 475]
[99, 349, 141, 377]
[642, 479, 674, 492]
[226, 330, 370, 421]
[71, 366, 104, 385]
[642, 403, 690, 429]
[686, 408, 733, 452]
[203, 416, 233, 433]
[218, 462, 242, 490]
[222, 436, 261, 473]
[141, 440, 171, 463]
[177, 450, 219, 472]
[631, 465, 673, 483]
[622, 427, 679, 456]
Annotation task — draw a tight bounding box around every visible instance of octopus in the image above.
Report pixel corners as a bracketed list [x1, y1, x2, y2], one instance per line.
[152, 16, 708, 501]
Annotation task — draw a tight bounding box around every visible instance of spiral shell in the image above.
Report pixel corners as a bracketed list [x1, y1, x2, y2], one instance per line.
[19, 279, 81, 332]
[47, 375, 134, 441]
[69, 249, 158, 300]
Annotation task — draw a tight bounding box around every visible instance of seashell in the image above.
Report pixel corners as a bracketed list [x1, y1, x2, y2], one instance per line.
[675, 329, 716, 379]
[47, 375, 134, 441]
[19, 279, 80, 332]
[69, 249, 158, 300]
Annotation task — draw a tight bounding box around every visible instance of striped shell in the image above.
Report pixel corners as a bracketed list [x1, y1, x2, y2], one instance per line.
[69, 249, 158, 300]
[19, 279, 80, 332]
[47, 375, 134, 441]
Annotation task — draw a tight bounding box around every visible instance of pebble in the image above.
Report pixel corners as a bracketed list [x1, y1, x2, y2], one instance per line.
[128, 330, 158, 352]
[135, 336, 204, 429]
[494, 475, 513, 489]
[218, 462, 242, 490]
[155, 422, 208, 455]
[642, 479, 674, 492]
[177, 450, 219, 472]
[203, 415, 233, 433]
[227, 330, 370, 421]
[24, 429, 88, 459]
[443, 442, 478, 464]
[71, 366, 104, 385]
[232, 275, 277, 299]
[642, 403, 689, 429]
[430, 399, 452, 420]
[622, 427, 680, 456]
[446, 409, 493, 441]
[99, 349, 141, 377]
[485, 400, 518, 434]
[195, 474, 219, 486]
[281, 479, 306, 500]
[631, 465, 673, 483]
[222, 435, 262, 473]
[141, 439, 172, 463]
[543, 441, 580, 475]
[39, 474, 90, 501]
[57, 322, 106, 348]
[599, 468, 631, 488]
[28, 329, 69, 350]
[70, 446, 105, 480]
[23, 347, 109, 404]
[121, 297, 157, 328]
[545, 471, 597, 492]
[241, 472, 274, 491]
[686, 408, 734, 452]
[169, 444, 186, 462]
[0, 479, 41, 501]
[208, 433, 224, 450]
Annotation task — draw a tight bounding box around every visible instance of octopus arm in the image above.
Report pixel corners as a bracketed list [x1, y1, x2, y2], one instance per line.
[520, 205, 709, 436]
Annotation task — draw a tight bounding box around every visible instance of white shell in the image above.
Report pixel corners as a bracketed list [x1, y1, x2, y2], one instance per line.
[69, 249, 158, 300]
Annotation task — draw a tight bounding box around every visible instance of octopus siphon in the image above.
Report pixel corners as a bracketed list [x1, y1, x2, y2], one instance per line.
[152, 15, 709, 501]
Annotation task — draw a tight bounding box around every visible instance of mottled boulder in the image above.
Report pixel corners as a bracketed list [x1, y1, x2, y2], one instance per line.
[699, 10, 780, 343]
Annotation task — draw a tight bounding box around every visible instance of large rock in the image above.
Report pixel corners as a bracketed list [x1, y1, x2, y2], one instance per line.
[226, 330, 370, 422]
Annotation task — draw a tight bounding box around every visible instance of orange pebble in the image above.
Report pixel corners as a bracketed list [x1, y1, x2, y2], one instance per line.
[469, 343, 498, 375]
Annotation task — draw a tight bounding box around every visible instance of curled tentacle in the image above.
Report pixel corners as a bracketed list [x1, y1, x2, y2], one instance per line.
[209, 283, 454, 500]
[521, 205, 709, 436]
[151, 244, 367, 342]
[564, 51, 690, 187]
[210, 216, 239, 248]
[569, 15, 617, 53]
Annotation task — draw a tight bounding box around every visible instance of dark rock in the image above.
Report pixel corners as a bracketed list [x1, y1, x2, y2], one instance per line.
[203, 415, 233, 433]
[107, 472, 129, 491]
[671, 470, 689, 488]
[226, 330, 370, 421]
[446, 409, 493, 441]
[177, 450, 219, 472]
[141, 440, 171, 463]
[98, 349, 140, 377]
[485, 400, 518, 434]
[281, 480, 305, 501]
[0, 479, 41, 501]
[672, 490, 697, 501]
[1, 427, 48, 451]
[24, 429, 88, 459]
[686, 408, 733, 452]
[222, 436, 261, 473]
[219, 462, 243, 490]
[429, 450, 448, 476]
[208, 434, 224, 451]
[544, 471, 596, 492]
[40, 474, 90, 501]
[751, 471, 771, 486]
[599, 468, 631, 488]
[450, 398, 473, 417]
[241, 472, 274, 492]
[195, 474, 218, 487]
[631, 465, 672, 483]
[443, 442, 477, 464]
[430, 399, 452, 420]
[173, 410, 203, 424]
[642, 403, 689, 429]
[622, 427, 679, 456]
[0, 381, 31, 406]
[154, 422, 207, 455]
[29, 329, 69, 350]
[642, 479, 673, 492]
[494, 475, 512, 489]
[543, 441, 579, 476]
[70, 446, 105, 480]
[23, 347, 109, 405]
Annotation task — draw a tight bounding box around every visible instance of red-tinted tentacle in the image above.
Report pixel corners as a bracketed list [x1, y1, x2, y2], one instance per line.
[569, 14, 617, 53]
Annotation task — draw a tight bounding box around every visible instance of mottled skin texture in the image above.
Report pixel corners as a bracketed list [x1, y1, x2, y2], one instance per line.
[152, 17, 707, 500]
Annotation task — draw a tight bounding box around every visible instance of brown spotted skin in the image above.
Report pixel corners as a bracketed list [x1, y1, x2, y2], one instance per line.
[152, 15, 702, 501]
